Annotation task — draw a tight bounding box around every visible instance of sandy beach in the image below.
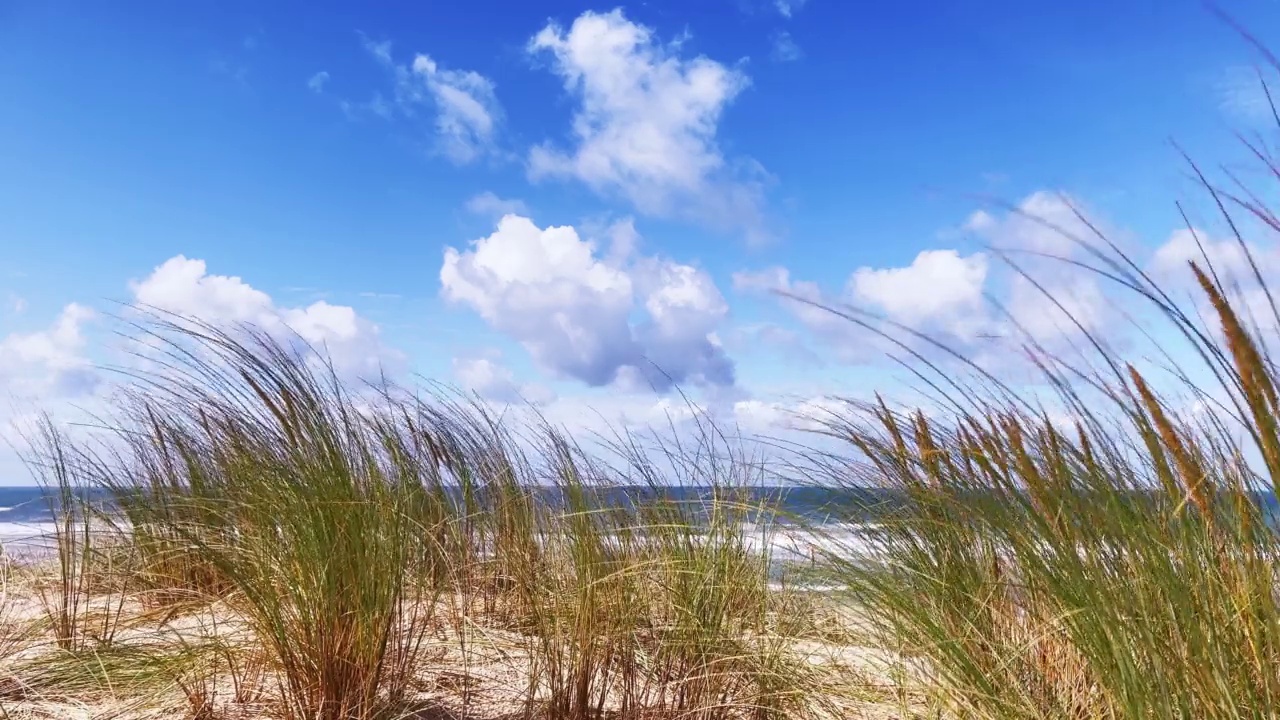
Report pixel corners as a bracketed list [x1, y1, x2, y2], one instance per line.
[0, 547, 918, 720]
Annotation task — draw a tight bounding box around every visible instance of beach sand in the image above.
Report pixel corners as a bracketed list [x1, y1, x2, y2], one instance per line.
[0, 555, 920, 720]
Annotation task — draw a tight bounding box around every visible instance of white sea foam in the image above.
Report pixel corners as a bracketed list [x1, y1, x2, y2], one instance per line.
[0, 522, 60, 562]
[0, 517, 891, 573]
[742, 523, 886, 561]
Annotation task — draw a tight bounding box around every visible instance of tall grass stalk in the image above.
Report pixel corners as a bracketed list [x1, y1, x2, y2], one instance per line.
[30, 423, 127, 654]
[814, 160, 1280, 716]
[73, 322, 448, 720]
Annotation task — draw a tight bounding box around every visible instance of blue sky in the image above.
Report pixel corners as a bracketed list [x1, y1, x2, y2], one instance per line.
[1, 0, 1279, 481]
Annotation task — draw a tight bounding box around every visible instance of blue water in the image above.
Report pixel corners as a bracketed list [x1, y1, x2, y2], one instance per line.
[0, 485, 887, 527]
[8, 484, 1275, 529]
[0, 487, 59, 524]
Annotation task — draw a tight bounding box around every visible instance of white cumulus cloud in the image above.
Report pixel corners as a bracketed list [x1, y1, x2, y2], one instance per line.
[852, 249, 988, 331]
[130, 256, 396, 380]
[1152, 227, 1276, 281]
[528, 9, 770, 242]
[440, 215, 734, 392]
[736, 191, 1117, 363]
[0, 303, 98, 399]
[963, 192, 1110, 342]
[453, 355, 555, 405]
[409, 54, 500, 164]
[963, 190, 1094, 257]
[0, 304, 100, 484]
[1151, 226, 1280, 333]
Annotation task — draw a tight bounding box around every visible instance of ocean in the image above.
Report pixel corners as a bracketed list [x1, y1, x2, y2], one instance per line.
[0, 486, 64, 560]
[9, 484, 1278, 564]
[0, 484, 887, 568]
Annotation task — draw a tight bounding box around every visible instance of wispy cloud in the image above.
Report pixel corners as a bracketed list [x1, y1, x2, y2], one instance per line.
[1218, 64, 1278, 123]
[307, 71, 330, 93]
[770, 31, 801, 62]
[209, 57, 250, 86]
[211, 27, 263, 88]
[725, 322, 821, 365]
[353, 36, 504, 165]
[242, 28, 264, 51]
[464, 191, 529, 218]
[775, 0, 808, 18]
[364, 37, 393, 65]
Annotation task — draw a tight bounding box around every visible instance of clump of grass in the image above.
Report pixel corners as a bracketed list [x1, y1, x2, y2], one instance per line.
[0, 557, 39, 710]
[165, 615, 268, 720]
[511, 467, 640, 719]
[16, 639, 211, 702]
[16, 316, 833, 720]
[636, 491, 788, 719]
[431, 417, 828, 719]
[813, 146, 1280, 716]
[516, 427, 829, 720]
[27, 425, 128, 655]
[0, 565, 29, 663]
[61, 321, 448, 720]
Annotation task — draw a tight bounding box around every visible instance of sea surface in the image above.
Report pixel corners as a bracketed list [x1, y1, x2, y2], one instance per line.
[0, 486, 63, 560]
[0, 485, 886, 567]
[10, 485, 1278, 586]
[8, 485, 1280, 561]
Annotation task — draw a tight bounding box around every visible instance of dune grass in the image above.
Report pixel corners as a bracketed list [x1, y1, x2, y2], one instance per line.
[811, 156, 1280, 717]
[4, 318, 837, 720]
